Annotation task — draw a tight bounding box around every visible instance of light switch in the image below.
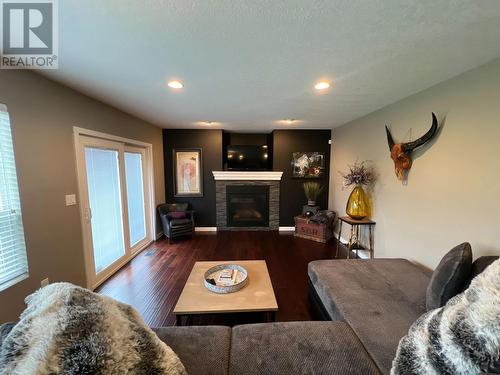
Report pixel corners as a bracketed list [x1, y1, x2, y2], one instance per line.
[65, 194, 77, 206]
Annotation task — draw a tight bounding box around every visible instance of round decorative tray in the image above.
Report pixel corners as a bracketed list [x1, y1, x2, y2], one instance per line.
[204, 264, 249, 294]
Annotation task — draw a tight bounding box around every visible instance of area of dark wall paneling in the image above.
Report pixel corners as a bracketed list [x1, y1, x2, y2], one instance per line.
[164, 129, 330, 228]
[163, 129, 223, 227]
[273, 130, 331, 226]
[228, 133, 269, 145]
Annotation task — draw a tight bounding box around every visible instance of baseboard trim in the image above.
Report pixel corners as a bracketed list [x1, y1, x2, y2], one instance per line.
[155, 231, 164, 240]
[279, 226, 295, 231]
[195, 227, 218, 232]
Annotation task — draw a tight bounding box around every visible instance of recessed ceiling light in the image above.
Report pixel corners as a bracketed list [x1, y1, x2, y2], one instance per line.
[314, 81, 330, 90]
[168, 80, 184, 89]
[274, 119, 304, 126]
[198, 121, 219, 126]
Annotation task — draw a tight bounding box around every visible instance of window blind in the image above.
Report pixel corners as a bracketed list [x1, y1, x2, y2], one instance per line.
[0, 105, 28, 290]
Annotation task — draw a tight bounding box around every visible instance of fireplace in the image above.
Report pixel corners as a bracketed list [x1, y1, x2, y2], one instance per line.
[226, 185, 269, 227]
[213, 172, 282, 231]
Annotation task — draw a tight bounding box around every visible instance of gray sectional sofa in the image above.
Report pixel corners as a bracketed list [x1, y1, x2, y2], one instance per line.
[153, 322, 380, 374]
[0, 256, 488, 374]
[0, 320, 380, 374]
[308, 259, 431, 374]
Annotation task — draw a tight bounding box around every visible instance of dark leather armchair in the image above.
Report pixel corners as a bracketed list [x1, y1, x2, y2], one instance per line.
[158, 203, 195, 240]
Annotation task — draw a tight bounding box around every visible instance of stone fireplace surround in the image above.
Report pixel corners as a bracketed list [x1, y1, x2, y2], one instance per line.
[213, 172, 283, 231]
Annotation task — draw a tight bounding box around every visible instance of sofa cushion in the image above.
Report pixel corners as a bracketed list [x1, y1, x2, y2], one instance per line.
[153, 326, 231, 375]
[471, 255, 499, 277]
[426, 242, 472, 310]
[229, 321, 381, 375]
[308, 259, 431, 374]
[170, 218, 192, 227]
[1, 284, 186, 375]
[1, 323, 228, 375]
[167, 211, 187, 220]
[392, 259, 500, 374]
[463, 255, 500, 290]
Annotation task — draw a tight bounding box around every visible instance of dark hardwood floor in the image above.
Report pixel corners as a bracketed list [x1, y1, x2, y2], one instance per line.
[97, 231, 345, 327]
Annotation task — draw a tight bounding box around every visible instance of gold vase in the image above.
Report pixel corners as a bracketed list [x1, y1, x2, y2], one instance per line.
[346, 185, 368, 220]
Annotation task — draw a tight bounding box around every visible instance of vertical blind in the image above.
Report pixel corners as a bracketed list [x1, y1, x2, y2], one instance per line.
[0, 105, 28, 290]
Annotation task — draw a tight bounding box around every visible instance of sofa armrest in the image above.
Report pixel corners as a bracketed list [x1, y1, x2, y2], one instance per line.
[185, 210, 195, 224]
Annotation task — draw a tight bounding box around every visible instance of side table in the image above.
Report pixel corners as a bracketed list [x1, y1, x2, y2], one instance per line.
[336, 216, 375, 259]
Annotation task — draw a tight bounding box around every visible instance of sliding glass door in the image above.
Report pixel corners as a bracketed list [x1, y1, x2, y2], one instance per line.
[124, 147, 150, 251]
[84, 144, 126, 273]
[76, 135, 153, 288]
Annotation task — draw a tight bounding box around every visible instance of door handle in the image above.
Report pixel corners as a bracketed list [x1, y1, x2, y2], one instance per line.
[85, 207, 92, 223]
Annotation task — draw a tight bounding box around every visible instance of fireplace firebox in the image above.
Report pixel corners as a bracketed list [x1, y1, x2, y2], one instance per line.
[226, 185, 269, 227]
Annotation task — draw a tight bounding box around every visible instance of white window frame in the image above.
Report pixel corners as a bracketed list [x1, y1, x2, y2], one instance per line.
[0, 103, 29, 292]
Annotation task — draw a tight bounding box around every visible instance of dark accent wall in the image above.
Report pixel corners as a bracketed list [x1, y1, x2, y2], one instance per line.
[163, 129, 222, 226]
[163, 129, 330, 228]
[273, 130, 332, 226]
[227, 133, 269, 145]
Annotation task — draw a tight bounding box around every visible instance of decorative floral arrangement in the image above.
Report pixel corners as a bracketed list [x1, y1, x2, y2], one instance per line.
[303, 182, 324, 201]
[340, 160, 375, 188]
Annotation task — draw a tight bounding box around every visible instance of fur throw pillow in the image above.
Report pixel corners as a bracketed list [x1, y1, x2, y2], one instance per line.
[392, 259, 500, 374]
[0, 282, 186, 375]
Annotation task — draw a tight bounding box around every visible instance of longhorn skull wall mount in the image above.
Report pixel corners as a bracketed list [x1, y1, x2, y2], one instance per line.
[385, 113, 438, 181]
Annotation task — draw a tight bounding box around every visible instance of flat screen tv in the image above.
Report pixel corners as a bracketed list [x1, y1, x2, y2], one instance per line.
[226, 145, 270, 171]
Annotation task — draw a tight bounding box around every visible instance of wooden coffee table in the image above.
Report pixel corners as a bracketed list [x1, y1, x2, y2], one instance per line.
[173, 260, 278, 325]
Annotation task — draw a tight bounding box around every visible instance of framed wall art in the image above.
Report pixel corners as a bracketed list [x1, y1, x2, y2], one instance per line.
[173, 148, 203, 197]
[292, 152, 325, 178]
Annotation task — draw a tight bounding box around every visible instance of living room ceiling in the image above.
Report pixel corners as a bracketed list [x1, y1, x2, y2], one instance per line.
[41, 1, 500, 132]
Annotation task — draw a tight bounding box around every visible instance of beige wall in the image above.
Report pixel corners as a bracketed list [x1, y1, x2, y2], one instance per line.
[0, 70, 165, 322]
[329, 58, 500, 269]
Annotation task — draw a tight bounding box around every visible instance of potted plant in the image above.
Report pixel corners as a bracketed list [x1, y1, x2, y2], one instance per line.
[340, 161, 374, 220]
[303, 182, 324, 207]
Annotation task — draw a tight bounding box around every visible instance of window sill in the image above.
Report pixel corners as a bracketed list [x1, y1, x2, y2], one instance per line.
[0, 273, 29, 293]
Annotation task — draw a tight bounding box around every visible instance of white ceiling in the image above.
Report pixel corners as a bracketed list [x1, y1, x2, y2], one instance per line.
[41, 0, 500, 132]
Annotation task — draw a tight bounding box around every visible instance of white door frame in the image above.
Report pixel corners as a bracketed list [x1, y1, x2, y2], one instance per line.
[73, 127, 156, 290]
[76, 136, 130, 288]
[124, 145, 153, 255]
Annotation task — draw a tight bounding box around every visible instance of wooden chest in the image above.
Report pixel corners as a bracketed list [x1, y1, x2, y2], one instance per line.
[294, 215, 334, 243]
